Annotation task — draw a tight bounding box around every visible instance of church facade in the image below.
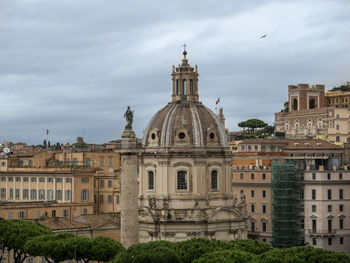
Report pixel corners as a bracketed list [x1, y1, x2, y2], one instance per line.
[136, 51, 248, 242]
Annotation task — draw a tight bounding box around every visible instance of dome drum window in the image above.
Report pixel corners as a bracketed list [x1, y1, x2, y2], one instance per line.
[206, 128, 218, 145]
[147, 129, 159, 145]
[174, 129, 190, 144]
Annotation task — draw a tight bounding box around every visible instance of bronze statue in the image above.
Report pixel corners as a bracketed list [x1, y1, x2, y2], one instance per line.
[124, 106, 134, 128]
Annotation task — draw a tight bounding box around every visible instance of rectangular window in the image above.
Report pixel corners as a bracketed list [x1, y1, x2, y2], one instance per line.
[18, 211, 26, 219]
[0, 188, 6, 199]
[100, 157, 104, 167]
[148, 171, 154, 190]
[312, 238, 317, 245]
[108, 180, 113, 188]
[328, 205, 332, 213]
[83, 208, 88, 215]
[177, 171, 187, 190]
[86, 158, 91, 166]
[262, 173, 266, 180]
[35, 210, 40, 218]
[39, 189, 45, 200]
[28, 160, 33, 167]
[30, 189, 37, 200]
[9, 188, 13, 199]
[108, 156, 113, 167]
[340, 237, 344, 245]
[211, 170, 218, 190]
[328, 238, 332, 245]
[65, 190, 72, 201]
[47, 190, 53, 200]
[312, 173, 316, 180]
[339, 204, 344, 212]
[240, 173, 243, 180]
[15, 177, 21, 182]
[99, 180, 105, 188]
[262, 222, 267, 232]
[56, 190, 62, 201]
[312, 205, 316, 212]
[251, 204, 255, 213]
[31, 177, 37, 182]
[108, 195, 113, 203]
[0, 177, 5, 182]
[52, 210, 56, 218]
[47, 178, 53, 183]
[328, 219, 332, 233]
[339, 173, 343, 180]
[56, 178, 63, 183]
[81, 178, 89, 183]
[39, 177, 45, 182]
[99, 195, 104, 203]
[251, 190, 254, 198]
[23, 177, 29, 182]
[262, 190, 266, 198]
[15, 189, 20, 199]
[312, 219, 317, 233]
[339, 218, 343, 229]
[8, 177, 13, 182]
[339, 189, 343, 200]
[8, 212, 13, 219]
[81, 189, 89, 201]
[116, 195, 119, 204]
[312, 189, 316, 200]
[251, 221, 255, 232]
[327, 173, 331, 180]
[251, 173, 254, 180]
[23, 189, 29, 200]
[63, 209, 68, 217]
[262, 204, 266, 213]
[328, 189, 332, 200]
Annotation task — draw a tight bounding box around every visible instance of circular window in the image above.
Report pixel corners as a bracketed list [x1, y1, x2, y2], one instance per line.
[151, 133, 156, 140]
[209, 132, 215, 139]
[178, 132, 186, 139]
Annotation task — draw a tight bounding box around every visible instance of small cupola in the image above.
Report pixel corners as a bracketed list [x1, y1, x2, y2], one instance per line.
[171, 46, 199, 103]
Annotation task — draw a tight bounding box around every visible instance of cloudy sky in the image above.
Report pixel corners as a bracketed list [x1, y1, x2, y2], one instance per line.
[1, 0, 350, 145]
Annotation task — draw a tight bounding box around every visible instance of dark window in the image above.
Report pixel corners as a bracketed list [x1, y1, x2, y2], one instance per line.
[108, 195, 113, 203]
[99, 195, 104, 204]
[339, 173, 343, 180]
[262, 190, 266, 198]
[309, 98, 316, 109]
[328, 219, 332, 233]
[177, 171, 187, 190]
[312, 205, 316, 212]
[327, 173, 331, 180]
[312, 173, 316, 180]
[52, 210, 56, 218]
[251, 221, 255, 232]
[312, 219, 317, 233]
[176, 79, 179, 94]
[293, 98, 298, 110]
[312, 189, 316, 200]
[151, 133, 156, 140]
[178, 132, 186, 139]
[262, 204, 266, 213]
[190, 79, 193, 94]
[182, 79, 187, 99]
[328, 238, 332, 245]
[328, 189, 332, 200]
[262, 222, 267, 232]
[148, 171, 154, 190]
[312, 238, 317, 245]
[108, 180, 113, 188]
[209, 133, 215, 140]
[251, 190, 254, 198]
[251, 204, 255, 213]
[251, 173, 254, 180]
[339, 189, 343, 199]
[240, 173, 243, 180]
[99, 180, 104, 188]
[262, 173, 266, 180]
[328, 205, 332, 213]
[340, 237, 344, 245]
[211, 170, 218, 190]
[339, 219, 343, 229]
[339, 204, 344, 212]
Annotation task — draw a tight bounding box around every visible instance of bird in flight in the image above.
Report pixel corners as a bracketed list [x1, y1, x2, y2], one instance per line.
[260, 34, 268, 39]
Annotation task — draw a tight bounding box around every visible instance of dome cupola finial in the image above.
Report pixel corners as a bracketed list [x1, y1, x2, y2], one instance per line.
[171, 46, 199, 103]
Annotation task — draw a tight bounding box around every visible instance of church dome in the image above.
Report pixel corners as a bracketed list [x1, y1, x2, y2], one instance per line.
[143, 50, 227, 148]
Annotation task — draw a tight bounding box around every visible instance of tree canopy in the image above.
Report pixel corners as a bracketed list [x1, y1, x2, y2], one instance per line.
[238, 119, 268, 133]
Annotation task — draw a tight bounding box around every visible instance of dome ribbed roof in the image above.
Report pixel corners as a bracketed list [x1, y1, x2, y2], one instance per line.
[143, 102, 227, 148]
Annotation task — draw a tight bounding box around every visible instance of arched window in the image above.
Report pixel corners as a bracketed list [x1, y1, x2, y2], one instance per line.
[177, 171, 187, 190]
[182, 79, 187, 99]
[293, 98, 298, 111]
[211, 170, 218, 190]
[309, 98, 316, 109]
[148, 171, 154, 190]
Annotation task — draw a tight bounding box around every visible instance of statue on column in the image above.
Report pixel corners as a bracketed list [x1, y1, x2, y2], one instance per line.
[124, 106, 134, 128]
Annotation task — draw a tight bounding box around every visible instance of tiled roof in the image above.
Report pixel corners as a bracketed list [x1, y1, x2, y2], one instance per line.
[34, 217, 90, 230]
[75, 213, 120, 228]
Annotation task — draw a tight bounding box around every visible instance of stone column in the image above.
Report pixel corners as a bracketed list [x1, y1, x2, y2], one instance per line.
[120, 126, 139, 248]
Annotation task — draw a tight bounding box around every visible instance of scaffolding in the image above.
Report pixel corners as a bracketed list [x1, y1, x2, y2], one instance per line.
[271, 160, 303, 248]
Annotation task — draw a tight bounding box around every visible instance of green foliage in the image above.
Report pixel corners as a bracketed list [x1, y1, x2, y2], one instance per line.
[111, 241, 177, 263]
[24, 233, 74, 263]
[174, 238, 226, 263]
[193, 249, 255, 263]
[0, 219, 52, 263]
[238, 119, 268, 132]
[226, 239, 273, 255]
[255, 246, 350, 263]
[89, 236, 124, 262]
